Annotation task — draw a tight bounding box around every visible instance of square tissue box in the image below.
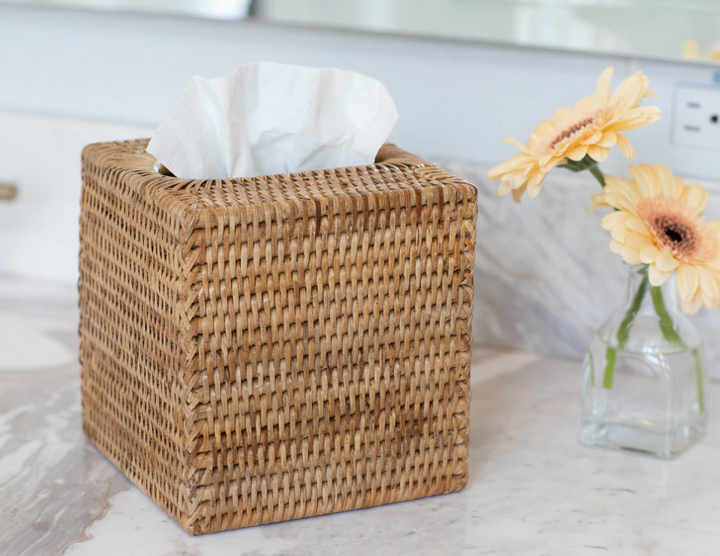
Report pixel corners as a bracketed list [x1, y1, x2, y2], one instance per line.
[78, 139, 477, 535]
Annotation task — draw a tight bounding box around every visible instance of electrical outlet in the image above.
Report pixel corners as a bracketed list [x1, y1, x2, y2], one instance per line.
[673, 85, 720, 151]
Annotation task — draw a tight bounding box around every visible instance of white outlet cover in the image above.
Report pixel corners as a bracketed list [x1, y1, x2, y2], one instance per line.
[673, 85, 720, 151]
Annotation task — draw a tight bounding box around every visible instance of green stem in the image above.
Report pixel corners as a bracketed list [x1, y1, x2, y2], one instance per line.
[618, 272, 649, 348]
[589, 164, 606, 187]
[561, 154, 597, 172]
[650, 285, 706, 415]
[603, 271, 649, 389]
[560, 154, 606, 187]
[649, 285, 686, 347]
[602, 348, 617, 389]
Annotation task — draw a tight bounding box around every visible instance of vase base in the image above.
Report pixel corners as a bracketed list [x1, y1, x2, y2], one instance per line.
[579, 419, 706, 459]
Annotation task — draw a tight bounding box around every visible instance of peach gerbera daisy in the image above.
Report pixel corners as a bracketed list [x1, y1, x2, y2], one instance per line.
[487, 67, 660, 202]
[590, 163, 720, 314]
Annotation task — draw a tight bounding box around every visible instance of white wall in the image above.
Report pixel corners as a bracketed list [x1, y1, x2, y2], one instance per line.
[0, 112, 152, 281]
[0, 5, 719, 283]
[2, 6, 720, 175]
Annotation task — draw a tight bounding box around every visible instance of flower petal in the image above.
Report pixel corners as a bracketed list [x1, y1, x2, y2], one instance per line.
[611, 226, 628, 242]
[610, 71, 648, 110]
[639, 244, 661, 263]
[597, 131, 617, 148]
[697, 267, 720, 306]
[587, 145, 610, 161]
[603, 176, 640, 212]
[511, 185, 527, 203]
[683, 183, 709, 215]
[487, 153, 530, 179]
[596, 66, 614, 100]
[626, 216, 650, 235]
[588, 193, 610, 211]
[501, 137, 531, 154]
[649, 264, 672, 286]
[682, 295, 703, 315]
[654, 248, 680, 272]
[676, 265, 699, 301]
[609, 106, 661, 131]
[601, 210, 630, 231]
[497, 182, 512, 197]
[581, 130, 603, 145]
[527, 181, 543, 199]
[498, 174, 524, 197]
[610, 240, 624, 254]
[655, 164, 681, 197]
[566, 144, 589, 161]
[615, 133, 636, 159]
[629, 164, 661, 197]
[621, 246, 642, 265]
[625, 231, 652, 250]
[554, 107, 575, 121]
[538, 153, 555, 168]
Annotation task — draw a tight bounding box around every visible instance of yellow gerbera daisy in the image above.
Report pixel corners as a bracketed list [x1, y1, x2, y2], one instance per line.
[487, 67, 660, 202]
[683, 39, 701, 59]
[590, 163, 720, 314]
[707, 42, 720, 61]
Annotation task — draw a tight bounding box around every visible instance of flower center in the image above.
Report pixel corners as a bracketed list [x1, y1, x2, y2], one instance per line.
[637, 197, 710, 263]
[656, 216, 695, 253]
[550, 116, 595, 148]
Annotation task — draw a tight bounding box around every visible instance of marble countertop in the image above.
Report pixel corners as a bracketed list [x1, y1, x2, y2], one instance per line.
[2, 276, 720, 556]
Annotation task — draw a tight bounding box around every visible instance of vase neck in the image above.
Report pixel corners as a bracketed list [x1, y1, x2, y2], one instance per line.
[625, 266, 680, 314]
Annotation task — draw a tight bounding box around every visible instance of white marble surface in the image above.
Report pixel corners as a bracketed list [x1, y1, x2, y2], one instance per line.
[3, 276, 720, 555]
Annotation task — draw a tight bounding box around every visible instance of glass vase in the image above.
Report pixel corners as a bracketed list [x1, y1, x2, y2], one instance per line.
[580, 265, 707, 458]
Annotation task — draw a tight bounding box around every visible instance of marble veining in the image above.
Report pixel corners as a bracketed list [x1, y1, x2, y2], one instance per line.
[442, 159, 720, 375]
[3, 275, 720, 555]
[0, 277, 131, 556]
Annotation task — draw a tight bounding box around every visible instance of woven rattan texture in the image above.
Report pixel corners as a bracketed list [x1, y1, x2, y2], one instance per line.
[79, 139, 477, 535]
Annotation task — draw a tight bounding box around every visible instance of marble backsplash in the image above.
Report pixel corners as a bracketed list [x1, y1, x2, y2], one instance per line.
[442, 159, 720, 375]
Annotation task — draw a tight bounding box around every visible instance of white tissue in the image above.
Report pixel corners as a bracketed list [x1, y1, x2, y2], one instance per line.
[146, 61, 398, 179]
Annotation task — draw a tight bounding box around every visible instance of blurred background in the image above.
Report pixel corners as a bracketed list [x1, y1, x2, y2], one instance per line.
[1, 0, 720, 361]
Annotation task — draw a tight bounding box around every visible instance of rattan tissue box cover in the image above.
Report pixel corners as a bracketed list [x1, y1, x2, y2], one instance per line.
[78, 139, 477, 535]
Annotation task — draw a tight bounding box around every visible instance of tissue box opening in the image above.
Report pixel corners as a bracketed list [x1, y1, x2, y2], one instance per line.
[152, 145, 427, 179]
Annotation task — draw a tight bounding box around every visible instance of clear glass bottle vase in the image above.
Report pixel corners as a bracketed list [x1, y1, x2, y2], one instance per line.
[580, 265, 707, 458]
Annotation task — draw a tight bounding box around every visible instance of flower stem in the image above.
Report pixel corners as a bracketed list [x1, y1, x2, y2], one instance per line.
[649, 285, 686, 347]
[602, 348, 617, 389]
[618, 272, 650, 349]
[603, 270, 649, 389]
[589, 165, 606, 187]
[561, 154, 606, 187]
[649, 285, 706, 414]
